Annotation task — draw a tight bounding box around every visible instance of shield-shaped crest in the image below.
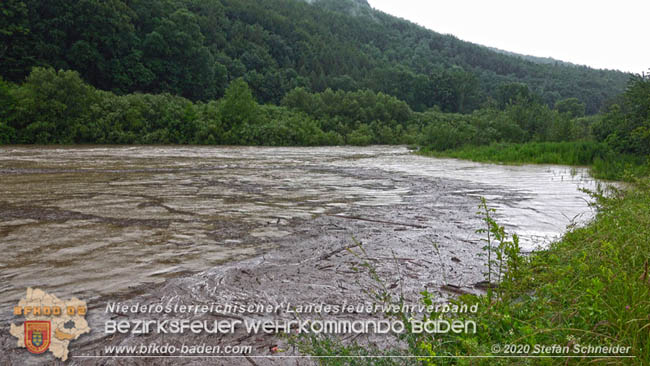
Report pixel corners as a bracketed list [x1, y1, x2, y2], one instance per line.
[25, 321, 51, 354]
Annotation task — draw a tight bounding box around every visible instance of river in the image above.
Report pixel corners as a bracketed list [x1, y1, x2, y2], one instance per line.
[0, 146, 603, 311]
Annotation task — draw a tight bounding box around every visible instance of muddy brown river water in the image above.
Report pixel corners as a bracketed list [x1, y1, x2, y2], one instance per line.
[0, 145, 602, 312]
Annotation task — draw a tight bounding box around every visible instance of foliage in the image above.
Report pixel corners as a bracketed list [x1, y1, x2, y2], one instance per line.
[0, 67, 365, 146]
[9, 67, 99, 143]
[0, 76, 17, 143]
[219, 78, 259, 132]
[476, 197, 522, 298]
[422, 141, 609, 165]
[0, 77, 16, 143]
[417, 103, 580, 150]
[0, 1, 643, 151]
[0, 0, 629, 113]
[594, 74, 650, 156]
[419, 75, 650, 181]
[555, 97, 586, 118]
[0, 0, 32, 80]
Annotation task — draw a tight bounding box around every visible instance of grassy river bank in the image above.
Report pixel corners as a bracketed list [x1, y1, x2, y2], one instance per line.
[419, 141, 649, 181]
[297, 150, 650, 365]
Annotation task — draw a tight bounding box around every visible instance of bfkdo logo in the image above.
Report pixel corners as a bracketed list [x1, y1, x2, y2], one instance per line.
[25, 320, 51, 354]
[10, 288, 91, 361]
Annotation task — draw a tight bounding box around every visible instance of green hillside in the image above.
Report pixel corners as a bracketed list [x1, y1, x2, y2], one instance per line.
[1, 0, 630, 114]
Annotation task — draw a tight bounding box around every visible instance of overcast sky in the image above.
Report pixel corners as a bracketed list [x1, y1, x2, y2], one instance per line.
[366, 0, 649, 74]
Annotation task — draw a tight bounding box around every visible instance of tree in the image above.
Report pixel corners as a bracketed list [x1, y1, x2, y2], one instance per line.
[10, 68, 97, 143]
[219, 78, 258, 131]
[618, 74, 650, 155]
[0, 77, 15, 120]
[142, 8, 216, 100]
[0, 77, 17, 143]
[496, 83, 535, 109]
[593, 74, 650, 155]
[555, 98, 585, 118]
[0, 0, 32, 81]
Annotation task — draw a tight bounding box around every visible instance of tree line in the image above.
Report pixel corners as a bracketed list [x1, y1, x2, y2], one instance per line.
[3, 67, 646, 158]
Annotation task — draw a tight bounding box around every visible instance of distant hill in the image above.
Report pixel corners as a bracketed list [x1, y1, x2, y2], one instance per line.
[0, 0, 630, 114]
[485, 46, 625, 71]
[487, 47, 581, 67]
[305, 0, 370, 7]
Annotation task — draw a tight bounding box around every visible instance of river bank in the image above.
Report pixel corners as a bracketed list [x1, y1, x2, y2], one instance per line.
[300, 175, 650, 365]
[419, 141, 649, 181]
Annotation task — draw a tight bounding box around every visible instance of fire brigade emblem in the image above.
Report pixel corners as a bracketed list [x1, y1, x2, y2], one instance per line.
[24, 321, 51, 354]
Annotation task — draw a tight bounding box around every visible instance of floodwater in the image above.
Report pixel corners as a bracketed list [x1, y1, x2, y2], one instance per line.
[0, 146, 603, 309]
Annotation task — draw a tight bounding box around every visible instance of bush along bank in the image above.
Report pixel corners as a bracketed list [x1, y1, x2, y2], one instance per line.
[418, 75, 650, 182]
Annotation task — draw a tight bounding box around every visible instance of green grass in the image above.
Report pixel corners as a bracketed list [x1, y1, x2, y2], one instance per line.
[418, 141, 649, 181]
[296, 178, 650, 365]
[422, 179, 650, 365]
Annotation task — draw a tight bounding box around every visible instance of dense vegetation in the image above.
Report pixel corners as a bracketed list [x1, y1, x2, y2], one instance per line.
[1, 67, 648, 181]
[0, 67, 402, 146]
[0, 69, 617, 144]
[1, 0, 629, 114]
[421, 74, 650, 180]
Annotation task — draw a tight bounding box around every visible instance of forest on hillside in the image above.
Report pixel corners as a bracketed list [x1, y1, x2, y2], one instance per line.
[1, 0, 630, 114]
